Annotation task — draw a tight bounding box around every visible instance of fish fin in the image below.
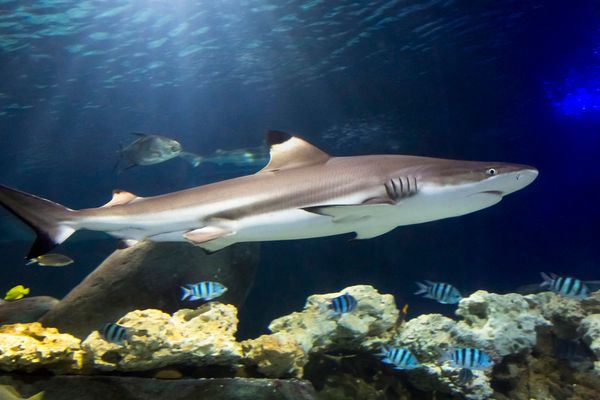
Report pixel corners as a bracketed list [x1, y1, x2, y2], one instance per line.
[540, 272, 553, 287]
[102, 190, 142, 207]
[183, 226, 233, 245]
[180, 286, 192, 301]
[27, 391, 45, 400]
[303, 204, 394, 223]
[414, 282, 429, 295]
[179, 152, 203, 167]
[257, 131, 330, 173]
[354, 224, 397, 239]
[362, 197, 396, 205]
[131, 132, 148, 137]
[0, 185, 76, 259]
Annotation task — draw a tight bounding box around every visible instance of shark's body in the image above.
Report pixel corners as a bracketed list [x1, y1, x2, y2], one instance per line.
[0, 132, 538, 259]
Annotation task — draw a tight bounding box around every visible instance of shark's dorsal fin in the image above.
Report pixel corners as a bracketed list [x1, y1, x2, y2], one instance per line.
[257, 130, 330, 173]
[102, 190, 142, 207]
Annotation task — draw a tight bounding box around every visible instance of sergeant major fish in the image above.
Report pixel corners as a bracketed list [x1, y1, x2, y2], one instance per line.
[415, 281, 462, 304]
[0, 131, 538, 260]
[180, 281, 227, 301]
[328, 293, 357, 314]
[115, 132, 182, 172]
[540, 272, 591, 299]
[379, 346, 420, 370]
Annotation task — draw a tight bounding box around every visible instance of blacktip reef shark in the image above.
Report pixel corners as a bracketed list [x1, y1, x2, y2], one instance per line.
[0, 131, 538, 260]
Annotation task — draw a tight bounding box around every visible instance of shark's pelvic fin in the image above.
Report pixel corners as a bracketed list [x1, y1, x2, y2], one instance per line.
[183, 225, 233, 245]
[258, 131, 330, 173]
[102, 190, 142, 207]
[303, 203, 395, 223]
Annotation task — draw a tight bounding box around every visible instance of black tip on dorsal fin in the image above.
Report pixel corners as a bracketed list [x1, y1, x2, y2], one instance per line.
[131, 132, 148, 137]
[266, 130, 293, 146]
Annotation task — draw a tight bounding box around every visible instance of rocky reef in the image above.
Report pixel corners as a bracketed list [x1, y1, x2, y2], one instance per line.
[0, 285, 598, 399]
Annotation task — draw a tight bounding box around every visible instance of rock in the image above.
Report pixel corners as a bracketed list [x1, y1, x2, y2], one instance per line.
[527, 292, 587, 338]
[241, 333, 307, 378]
[0, 322, 84, 373]
[82, 302, 242, 372]
[0, 296, 59, 325]
[579, 314, 600, 374]
[456, 290, 551, 356]
[41, 241, 259, 338]
[0, 375, 317, 400]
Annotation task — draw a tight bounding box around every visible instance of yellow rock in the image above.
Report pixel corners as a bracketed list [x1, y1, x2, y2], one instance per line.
[0, 322, 84, 373]
[242, 333, 307, 378]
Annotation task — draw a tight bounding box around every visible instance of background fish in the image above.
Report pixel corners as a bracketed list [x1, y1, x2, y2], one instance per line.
[4, 285, 30, 301]
[0, 384, 43, 400]
[540, 272, 592, 299]
[379, 346, 420, 370]
[180, 281, 227, 302]
[328, 293, 357, 314]
[115, 133, 183, 172]
[441, 348, 493, 370]
[26, 253, 73, 267]
[100, 322, 129, 345]
[415, 281, 462, 304]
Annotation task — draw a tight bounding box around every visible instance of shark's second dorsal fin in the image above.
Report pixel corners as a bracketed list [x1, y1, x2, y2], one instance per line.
[102, 190, 142, 207]
[258, 130, 330, 173]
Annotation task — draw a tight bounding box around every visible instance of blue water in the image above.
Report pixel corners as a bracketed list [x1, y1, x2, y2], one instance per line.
[0, 0, 599, 338]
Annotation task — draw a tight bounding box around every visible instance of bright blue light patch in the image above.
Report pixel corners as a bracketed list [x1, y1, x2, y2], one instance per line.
[550, 86, 600, 117]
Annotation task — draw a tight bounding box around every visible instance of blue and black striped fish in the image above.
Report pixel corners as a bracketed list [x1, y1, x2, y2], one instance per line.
[441, 348, 493, 370]
[379, 346, 420, 370]
[540, 273, 589, 299]
[181, 281, 227, 301]
[328, 293, 358, 314]
[100, 323, 129, 345]
[415, 281, 462, 304]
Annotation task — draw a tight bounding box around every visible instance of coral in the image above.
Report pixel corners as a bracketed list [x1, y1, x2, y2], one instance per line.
[0, 322, 84, 373]
[82, 302, 242, 371]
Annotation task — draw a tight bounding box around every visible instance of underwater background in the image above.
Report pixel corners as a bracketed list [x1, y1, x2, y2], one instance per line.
[0, 0, 598, 342]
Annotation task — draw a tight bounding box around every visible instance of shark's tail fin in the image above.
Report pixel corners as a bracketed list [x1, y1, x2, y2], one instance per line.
[0, 185, 76, 259]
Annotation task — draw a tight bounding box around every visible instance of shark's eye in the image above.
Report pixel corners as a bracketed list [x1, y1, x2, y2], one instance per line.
[486, 168, 497, 176]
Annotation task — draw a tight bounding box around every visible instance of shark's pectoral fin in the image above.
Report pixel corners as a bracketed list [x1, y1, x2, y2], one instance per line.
[302, 203, 396, 223]
[353, 224, 397, 239]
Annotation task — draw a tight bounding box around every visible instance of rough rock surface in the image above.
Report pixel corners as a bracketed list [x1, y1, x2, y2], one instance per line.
[0, 323, 83, 373]
[0, 375, 317, 400]
[41, 241, 259, 338]
[82, 302, 242, 371]
[0, 296, 59, 325]
[241, 285, 398, 378]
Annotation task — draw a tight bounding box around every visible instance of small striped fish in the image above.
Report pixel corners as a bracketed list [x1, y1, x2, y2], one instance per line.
[100, 323, 129, 345]
[328, 293, 358, 314]
[379, 346, 420, 370]
[415, 281, 462, 304]
[442, 348, 493, 370]
[540, 273, 589, 299]
[181, 281, 227, 301]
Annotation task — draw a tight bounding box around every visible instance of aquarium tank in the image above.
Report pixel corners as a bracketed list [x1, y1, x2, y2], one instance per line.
[0, 1, 598, 399]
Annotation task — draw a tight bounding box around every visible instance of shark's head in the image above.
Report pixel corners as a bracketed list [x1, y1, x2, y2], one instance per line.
[395, 159, 539, 223]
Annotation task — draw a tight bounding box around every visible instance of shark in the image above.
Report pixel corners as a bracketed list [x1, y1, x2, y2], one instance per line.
[0, 131, 538, 260]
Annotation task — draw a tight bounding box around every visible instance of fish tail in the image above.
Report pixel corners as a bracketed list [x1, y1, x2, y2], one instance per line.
[540, 272, 553, 287]
[180, 286, 192, 301]
[0, 185, 77, 259]
[27, 391, 45, 400]
[414, 281, 429, 295]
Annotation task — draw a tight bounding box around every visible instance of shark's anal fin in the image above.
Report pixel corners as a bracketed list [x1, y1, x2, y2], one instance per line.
[102, 190, 142, 207]
[257, 131, 330, 173]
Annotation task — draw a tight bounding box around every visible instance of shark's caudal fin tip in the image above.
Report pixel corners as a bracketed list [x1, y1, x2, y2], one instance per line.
[0, 185, 76, 259]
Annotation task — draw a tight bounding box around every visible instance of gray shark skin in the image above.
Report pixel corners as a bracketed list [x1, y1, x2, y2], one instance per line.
[0, 131, 538, 259]
[115, 132, 182, 172]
